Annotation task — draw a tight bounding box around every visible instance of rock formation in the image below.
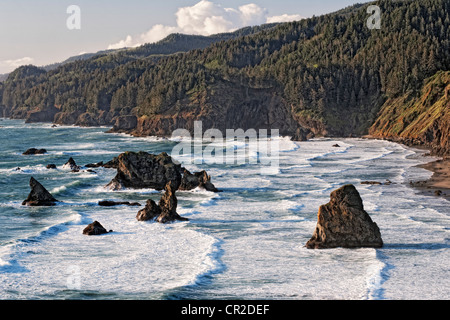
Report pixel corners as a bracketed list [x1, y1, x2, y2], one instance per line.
[98, 200, 141, 207]
[23, 148, 47, 155]
[136, 199, 161, 222]
[106, 152, 182, 191]
[22, 177, 59, 206]
[306, 184, 383, 249]
[136, 182, 189, 223]
[105, 151, 219, 192]
[63, 157, 81, 172]
[83, 221, 112, 236]
[179, 169, 221, 192]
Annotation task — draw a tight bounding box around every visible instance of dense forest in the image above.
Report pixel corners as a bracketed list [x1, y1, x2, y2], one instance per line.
[0, 0, 449, 153]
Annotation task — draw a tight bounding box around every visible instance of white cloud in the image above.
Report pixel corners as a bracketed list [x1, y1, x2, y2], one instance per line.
[139, 24, 179, 45]
[0, 57, 35, 69]
[266, 14, 304, 23]
[107, 0, 303, 49]
[108, 35, 135, 50]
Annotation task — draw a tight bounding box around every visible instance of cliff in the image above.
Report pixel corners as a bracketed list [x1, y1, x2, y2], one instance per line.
[369, 71, 450, 156]
[0, 1, 448, 151]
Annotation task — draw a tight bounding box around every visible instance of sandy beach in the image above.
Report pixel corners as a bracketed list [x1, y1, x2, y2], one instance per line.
[410, 158, 450, 201]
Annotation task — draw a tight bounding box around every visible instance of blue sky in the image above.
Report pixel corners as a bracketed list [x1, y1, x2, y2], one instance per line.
[0, 0, 365, 74]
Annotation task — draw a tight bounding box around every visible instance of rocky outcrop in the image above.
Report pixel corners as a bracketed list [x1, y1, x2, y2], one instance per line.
[63, 157, 81, 172]
[106, 152, 182, 191]
[22, 177, 59, 206]
[179, 169, 221, 192]
[25, 106, 59, 123]
[136, 182, 188, 223]
[98, 200, 141, 207]
[23, 148, 47, 155]
[108, 115, 138, 133]
[136, 199, 161, 222]
[306, 184, 383, 249]
[124, 81, 302, 138]
[105, 151, 220, 192]
[83, 221, 112, 236]
[54, 111, 84, 125]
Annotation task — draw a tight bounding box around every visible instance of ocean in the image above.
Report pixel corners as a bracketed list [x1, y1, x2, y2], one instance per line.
[0, 118, 448, 300]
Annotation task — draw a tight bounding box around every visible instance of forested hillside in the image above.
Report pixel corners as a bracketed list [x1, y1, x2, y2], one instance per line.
[0, 0, 449, 154]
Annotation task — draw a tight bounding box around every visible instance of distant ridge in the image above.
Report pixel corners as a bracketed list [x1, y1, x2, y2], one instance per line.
[0, 0, 448, 155]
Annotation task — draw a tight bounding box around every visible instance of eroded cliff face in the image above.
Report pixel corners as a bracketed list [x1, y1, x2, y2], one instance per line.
[369, 71, 450, 156]
[126, 80, 308, 139]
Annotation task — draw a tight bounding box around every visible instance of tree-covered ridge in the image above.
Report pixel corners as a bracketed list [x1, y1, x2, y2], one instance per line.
[0, 0, 449, 152]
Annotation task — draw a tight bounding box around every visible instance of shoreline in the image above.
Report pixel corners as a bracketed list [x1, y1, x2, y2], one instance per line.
[2, 117, 450, 202]
[363, 134, 450, 202]
[410, 157, 450, 202]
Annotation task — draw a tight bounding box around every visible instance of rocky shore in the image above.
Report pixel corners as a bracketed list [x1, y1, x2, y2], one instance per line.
[410, 158, 450, 201]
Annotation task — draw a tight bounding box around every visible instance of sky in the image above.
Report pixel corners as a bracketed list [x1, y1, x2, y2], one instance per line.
[0, 0, 364, 74]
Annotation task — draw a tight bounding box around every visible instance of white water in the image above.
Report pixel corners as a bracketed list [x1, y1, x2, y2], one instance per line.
[0, 120, 449, 300]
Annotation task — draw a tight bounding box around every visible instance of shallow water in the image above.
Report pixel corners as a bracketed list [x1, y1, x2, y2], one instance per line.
[0, 119, 448, 300]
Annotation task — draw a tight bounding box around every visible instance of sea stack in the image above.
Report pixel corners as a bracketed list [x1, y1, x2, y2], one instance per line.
[136, 182, 189, 223]
[306, 184, 383, 249]
[83, 221, 112, 236]
[106, 151, 182, 191]
[105, 151, 220, 192]
[22, 177, 59, 206]
[63, 157, 81, 172]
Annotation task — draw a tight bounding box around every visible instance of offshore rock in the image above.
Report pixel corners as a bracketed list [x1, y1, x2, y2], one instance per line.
[106, 152, 182, 191]
[98, 200, 141, 207]
[179, 169, 221, 192]
[306, 185, 383, 249]
[22, 177, 59, 206]
[136, 182, 189, 223]
[23, 148, 47, 155]
[63, 157, 81, 172]
[83, 221, 112, 236]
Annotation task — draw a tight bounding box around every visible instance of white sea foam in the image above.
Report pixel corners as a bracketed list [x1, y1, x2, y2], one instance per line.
[1, 122, 449, 300]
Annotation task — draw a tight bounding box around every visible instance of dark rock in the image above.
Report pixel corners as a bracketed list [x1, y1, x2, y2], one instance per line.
[361, 181, 382, 185]
[136, 182, 188, 223]
[105, 151, 219, 193]
[332, 144, 341, 148]
[54, 110, 83, 125]
[83, 221, 112, 236]
[435, 190, 443, 196]
[85, 161, 103, 168]
[23, 148, 47, 155]
[306, 185, 383, 249]
[106, 152, 182, 191]
[46, 164, 57, 169]
[63, 157, 81, 172]
[22, 177, 59, 206]
[75, 112, 99, 127]
[98, 200, 141, 207]
[108, 115, 138, 133]
[102, 158, 119, 169]
[25, 106, 59, 124]
[179, 169, 221, 192]
[136, 199, 162, 222]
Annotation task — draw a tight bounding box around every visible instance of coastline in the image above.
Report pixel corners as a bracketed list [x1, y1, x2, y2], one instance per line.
[362, 134, 450, 202]
[410, 157, 450, 202]
[3, 117, 450, 202]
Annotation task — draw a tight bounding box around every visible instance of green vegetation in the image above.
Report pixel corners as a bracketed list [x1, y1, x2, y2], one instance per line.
[0, 0, 448, 142]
